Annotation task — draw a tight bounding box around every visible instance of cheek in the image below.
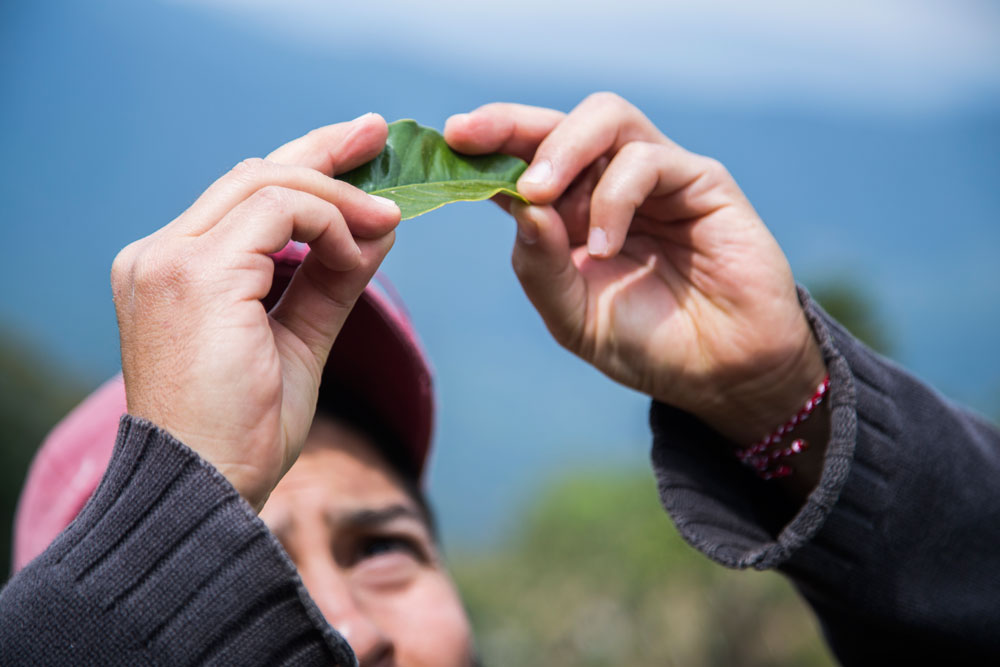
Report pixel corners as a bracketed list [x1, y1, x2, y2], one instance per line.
[367, 574, 473, 667]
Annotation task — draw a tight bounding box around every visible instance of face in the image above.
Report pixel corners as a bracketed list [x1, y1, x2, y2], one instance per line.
[260, 416, 475, 667]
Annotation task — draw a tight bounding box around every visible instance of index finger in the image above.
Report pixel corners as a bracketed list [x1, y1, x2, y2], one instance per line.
[444, 103, 566, 162]
[515, 92, 669, 206]
[266, 112, 388, 175]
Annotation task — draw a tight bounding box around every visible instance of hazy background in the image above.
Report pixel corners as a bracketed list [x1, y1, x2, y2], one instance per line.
[2, 1, 998, 663]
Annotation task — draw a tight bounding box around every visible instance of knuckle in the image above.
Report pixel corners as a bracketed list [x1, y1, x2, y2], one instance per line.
[111, 241, 139, 284]
[692, 155, 742, 203]
[230, 157, 272, 181]
[585, 91, 627, 112]
[131, 241, 193, 294]
[130, 247, 164, 289]
[702, 156, 731, 181]
[620, 140, 656, 162]
[250, 184, 292, 213]
[110, 240, 143, 298]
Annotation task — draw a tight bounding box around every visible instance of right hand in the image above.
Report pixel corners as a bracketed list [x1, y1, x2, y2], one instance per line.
[111, 113, 401, 511]
[445, 95, 827, 446]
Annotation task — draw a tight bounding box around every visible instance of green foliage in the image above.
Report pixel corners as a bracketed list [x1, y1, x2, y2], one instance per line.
[0, 325, 88, 581]
[338, 120, 527, 219]
[451, 470, 834, 666]
[809, 281, 892, 355]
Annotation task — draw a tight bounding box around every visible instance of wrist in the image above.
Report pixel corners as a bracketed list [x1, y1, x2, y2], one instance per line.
[692, 322, 828, 447]
[125, 405, 278, 512]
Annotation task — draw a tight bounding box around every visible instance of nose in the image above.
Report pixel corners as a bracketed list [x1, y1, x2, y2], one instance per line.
[333, 611, 394, 666]
[298, 559, 394, 666]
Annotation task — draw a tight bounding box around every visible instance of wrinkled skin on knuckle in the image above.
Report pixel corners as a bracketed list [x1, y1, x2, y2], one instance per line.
[130, 239, 201, 304]
[230, 157, 274, 185]
[701, 157, 732, 184]
[584, 91, 628, 113]
[684, 155, 744, 211]
[621, 140, 657, 163]
[249, 184, 292, 216]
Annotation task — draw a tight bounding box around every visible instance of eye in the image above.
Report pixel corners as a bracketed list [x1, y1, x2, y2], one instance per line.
[350, 534, 430, 589]
[357, 535, 424, 562]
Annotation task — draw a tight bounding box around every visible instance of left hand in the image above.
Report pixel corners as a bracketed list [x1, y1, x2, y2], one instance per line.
[444, 94, 826, 446]
[113, 114, 400, 510]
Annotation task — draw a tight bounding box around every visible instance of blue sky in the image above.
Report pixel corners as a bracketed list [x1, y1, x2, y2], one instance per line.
[2, 0, 998, 546]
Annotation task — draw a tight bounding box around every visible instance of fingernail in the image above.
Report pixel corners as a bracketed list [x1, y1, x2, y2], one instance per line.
[351, 112, 376, 122]
[520, 159, 552, 187]
[516, 211, 539, 245]
[588, 227, 609, 256]
[370, 194, 399, 213]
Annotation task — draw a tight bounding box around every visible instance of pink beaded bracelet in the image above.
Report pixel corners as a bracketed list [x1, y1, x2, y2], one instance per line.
[735, 374, 830, 480]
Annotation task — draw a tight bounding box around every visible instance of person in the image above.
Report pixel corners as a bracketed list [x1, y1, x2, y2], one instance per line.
[7, 249, 476, 666]
[2, 94, 998, 665]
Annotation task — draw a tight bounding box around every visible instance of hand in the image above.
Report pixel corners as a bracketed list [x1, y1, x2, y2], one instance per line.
[445, 94, 826, 446]
[111, 114, 401, 510]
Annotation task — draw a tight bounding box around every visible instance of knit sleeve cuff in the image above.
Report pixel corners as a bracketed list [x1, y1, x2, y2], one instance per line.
[17, 415, 355, 666]
[648, 287, 867, 573]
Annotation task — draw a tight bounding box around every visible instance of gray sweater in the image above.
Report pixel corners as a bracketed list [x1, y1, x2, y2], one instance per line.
[2, 293, 998, 664]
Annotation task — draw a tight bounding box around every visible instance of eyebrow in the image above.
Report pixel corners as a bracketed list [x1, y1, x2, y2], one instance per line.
[328, 504, 426, 531]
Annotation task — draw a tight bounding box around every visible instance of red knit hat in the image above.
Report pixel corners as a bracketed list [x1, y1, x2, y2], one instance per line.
[12, 243, 434, 572]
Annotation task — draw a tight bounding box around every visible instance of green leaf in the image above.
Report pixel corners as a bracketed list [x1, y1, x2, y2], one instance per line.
[338, 119, 529, 220]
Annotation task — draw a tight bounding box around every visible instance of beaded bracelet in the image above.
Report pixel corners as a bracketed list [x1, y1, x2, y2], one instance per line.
[734, 375, 830, 480]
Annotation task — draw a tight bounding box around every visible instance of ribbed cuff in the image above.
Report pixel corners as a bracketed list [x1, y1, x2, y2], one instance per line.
[649, 287, 865, 573]
[650, 288, 1000, 660]
[14, 415, 355, 666]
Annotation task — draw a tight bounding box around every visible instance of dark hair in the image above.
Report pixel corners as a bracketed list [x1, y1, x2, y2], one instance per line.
[316, 382, 438, 541]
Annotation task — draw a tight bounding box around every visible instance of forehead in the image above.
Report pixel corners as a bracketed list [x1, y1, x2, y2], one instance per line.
[264, 416, 416, 519]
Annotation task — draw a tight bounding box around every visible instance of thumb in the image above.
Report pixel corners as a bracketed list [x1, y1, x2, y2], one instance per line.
[510, 202, 588, 351]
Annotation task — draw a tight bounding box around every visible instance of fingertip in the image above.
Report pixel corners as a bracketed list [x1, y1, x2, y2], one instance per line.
[353, 111, 385, 127]
[443, 113, 471, 138]
[511, 202, 540, 246]
[369, 194, 401, 221]
[345, 112, 387, 143]
[444, 112, 482, 152]
[367, 112, 388, 136]
[517, 159, 558, 204]
[587, 226, 612, 258]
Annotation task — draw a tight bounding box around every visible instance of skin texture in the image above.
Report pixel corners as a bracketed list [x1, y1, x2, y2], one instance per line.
[260, 416, 475, 667]
[111, 93, 831, 659]
[444, 94, 828, 461]
[111, 114, 401, 511]
[114, 94, 828, 510]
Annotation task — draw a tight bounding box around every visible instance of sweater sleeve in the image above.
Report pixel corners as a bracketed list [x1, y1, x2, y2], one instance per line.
[0, 416, 357, 667]
[649, 288, 1000, 664]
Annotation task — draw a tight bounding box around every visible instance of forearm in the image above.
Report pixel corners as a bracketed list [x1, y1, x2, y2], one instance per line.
[0, 416, 354, 666]
[650, 289, 1000, 661]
